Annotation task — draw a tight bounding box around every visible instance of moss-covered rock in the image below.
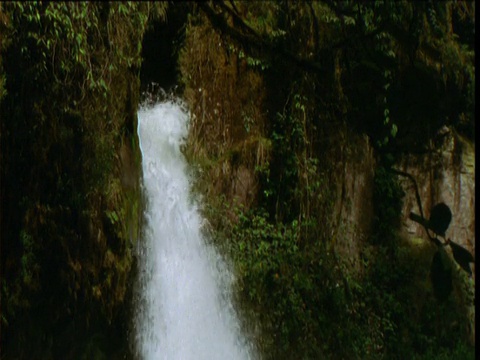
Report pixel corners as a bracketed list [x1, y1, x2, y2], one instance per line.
[1, 2, 474, 359]
[0, 3, 166, 358]
[178, 2, 474, 359]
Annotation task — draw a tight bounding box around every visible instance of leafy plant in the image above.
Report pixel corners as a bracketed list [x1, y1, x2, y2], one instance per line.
[180, 2, 475, 358]
[0, 2, 163, 358]
[393, 169, 475, 301]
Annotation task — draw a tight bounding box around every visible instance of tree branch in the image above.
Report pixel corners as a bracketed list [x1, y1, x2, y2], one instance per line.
[197, 2, 326, 73]
[390, 168, 442, 247]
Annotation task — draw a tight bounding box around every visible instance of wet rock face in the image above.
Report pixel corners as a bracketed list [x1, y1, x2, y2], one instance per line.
[398, 127, 475, 257]
[333, 134, 375, 267]
[397, 127, 476, 345]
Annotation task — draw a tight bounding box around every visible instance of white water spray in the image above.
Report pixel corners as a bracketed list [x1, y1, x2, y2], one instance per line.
[134, 100, 253, 360]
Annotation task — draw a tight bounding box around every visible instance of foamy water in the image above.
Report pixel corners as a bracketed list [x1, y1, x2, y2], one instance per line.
[133, 100, 254, 360]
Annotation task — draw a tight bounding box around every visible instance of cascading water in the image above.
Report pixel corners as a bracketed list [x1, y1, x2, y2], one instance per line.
[134, 99, 254, 360]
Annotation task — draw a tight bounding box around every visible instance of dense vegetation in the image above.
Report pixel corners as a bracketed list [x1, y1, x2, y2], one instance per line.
[0, 1, 475, 359]
[0, 3, 166, 358]
[180, 2, 475, 359]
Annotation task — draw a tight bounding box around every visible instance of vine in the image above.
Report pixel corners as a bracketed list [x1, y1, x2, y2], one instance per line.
[0, 3, 167, 358]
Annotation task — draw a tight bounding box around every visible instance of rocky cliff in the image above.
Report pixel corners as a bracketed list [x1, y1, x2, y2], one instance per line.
[0, 3, 166, 358]
[0, 2, 475, 359]
[176, 3, 475, 358]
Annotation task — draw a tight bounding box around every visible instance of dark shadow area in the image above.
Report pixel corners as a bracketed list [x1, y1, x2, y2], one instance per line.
[140, 4, 189, 95]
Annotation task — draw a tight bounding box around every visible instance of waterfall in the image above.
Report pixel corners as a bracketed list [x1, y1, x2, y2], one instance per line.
[134, 100, 253, 360]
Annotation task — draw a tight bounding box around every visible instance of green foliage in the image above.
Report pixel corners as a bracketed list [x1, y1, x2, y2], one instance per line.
[413, 341, 475, 360]
[238, 49, 270, 71]
[372, 166, 405, 245]
[184, 1, 474, 359]
[352, 236, 474, 358]
[1, 2, 154, 358]
[0, 4, 8, 101]
[19, 229, 40, 288]
[105, 209, 120, 225]
[225, 205, 343, 359]
[214, 195, 473, 359]
[5, 2, 165, 105]
[354, 167, 473, 357]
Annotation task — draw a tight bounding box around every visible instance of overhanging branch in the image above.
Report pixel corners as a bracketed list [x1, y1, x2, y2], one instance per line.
[197, 2, 326, 74]
[198, 2, 396, 75]
[390, 168, 442, 247]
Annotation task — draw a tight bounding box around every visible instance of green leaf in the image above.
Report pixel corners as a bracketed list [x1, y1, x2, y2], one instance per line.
[390, 123, 397, 138]
[99, 78, 107, 90]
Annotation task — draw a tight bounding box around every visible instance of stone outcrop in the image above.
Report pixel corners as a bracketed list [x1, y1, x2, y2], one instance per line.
[397, 127, 475, 345]
[332, 134, 375, 268]
[398, 127, 475, 264]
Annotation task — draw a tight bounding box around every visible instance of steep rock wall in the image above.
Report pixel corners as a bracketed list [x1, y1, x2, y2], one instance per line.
[178, 5, 475, 356]
[0, 3, 165, 358]
[332, 134, 375, 268]
[398, 128, 475, 257]
[397, 128, 475, 344]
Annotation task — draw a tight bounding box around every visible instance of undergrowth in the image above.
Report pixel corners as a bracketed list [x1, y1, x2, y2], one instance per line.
[199, 158, 474, 359]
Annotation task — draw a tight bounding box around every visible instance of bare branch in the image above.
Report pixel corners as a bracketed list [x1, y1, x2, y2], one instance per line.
[390, 168, 442, 246]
